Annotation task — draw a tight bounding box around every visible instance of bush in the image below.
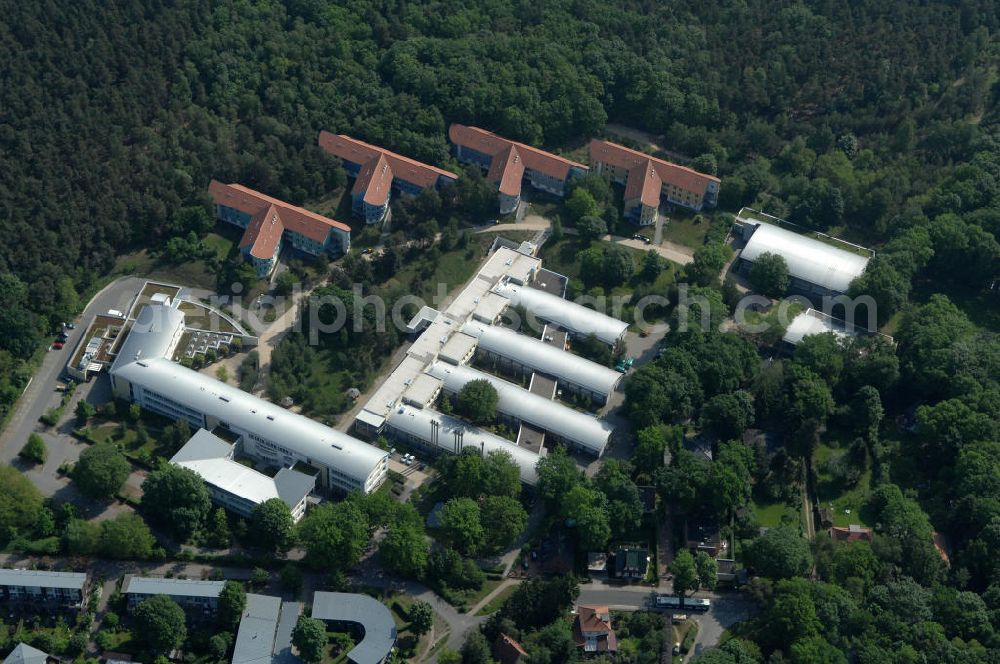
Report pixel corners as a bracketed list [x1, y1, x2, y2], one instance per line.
[681, 621, 698, 653]
[20, 433, 47, 464]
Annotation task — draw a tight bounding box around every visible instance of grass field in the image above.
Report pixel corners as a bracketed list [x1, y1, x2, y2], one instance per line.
[814, 443, 873, 527]
[751, 498, 800, 528]
[661, 215, 710, 248]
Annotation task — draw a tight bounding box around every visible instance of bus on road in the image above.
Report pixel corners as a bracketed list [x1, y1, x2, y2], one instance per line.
[653, 594, 711, 612]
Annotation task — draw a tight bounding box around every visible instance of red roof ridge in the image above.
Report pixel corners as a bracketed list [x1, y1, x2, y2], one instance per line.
[318, 131, 459, 184]
[589, 139, 719, 201]
[449, 124, 589, 179]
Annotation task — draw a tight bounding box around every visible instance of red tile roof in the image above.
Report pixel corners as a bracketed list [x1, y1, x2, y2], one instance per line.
[830, 525, 873, 543]
[449, 124, 588, 195]
[495, 634, 528, 664]
[209, 181, 350, 259]
[489, 144, 526, 197]
[239, 204, 284, 259]
[318, 131, 459, 193]
[357, 153, 394, 207]
[589, 139, 720, 205]
[573, 605, 617, 652]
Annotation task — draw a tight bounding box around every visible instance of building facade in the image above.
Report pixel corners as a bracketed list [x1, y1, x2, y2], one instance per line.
[588, 140, 720, 225]
[209, 181, 352, 278]
[449, 125, 588, 215]
[170, 429, 315, 522]
[122, 576, 223, 616]
[318, 132, 459, 225]
[110, 303, 388, 495]
[0, 570, 89, 608]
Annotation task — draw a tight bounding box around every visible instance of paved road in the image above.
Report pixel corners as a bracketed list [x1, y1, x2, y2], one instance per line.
[0, 277, 149, 517]
[0, 277, 144, 460]
[578, 584, 756, 659]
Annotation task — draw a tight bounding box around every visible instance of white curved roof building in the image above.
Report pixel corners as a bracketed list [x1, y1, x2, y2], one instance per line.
[493, 281, 629, 345]
[110, 303, 388, 494]
[739, 223, 870, 294]
[463, 322, 622, 400]
[427, 361, 611, 456]
[386, 404, 540, 485]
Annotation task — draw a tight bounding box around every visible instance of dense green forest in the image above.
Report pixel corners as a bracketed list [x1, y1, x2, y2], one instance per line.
[2, 1, 1000, 659]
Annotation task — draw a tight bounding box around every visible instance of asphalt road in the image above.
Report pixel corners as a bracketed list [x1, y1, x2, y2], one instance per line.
[0, 276, 146, 514]
[577, 584, 756, 659]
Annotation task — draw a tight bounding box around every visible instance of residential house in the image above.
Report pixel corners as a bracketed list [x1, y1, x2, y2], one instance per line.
[716, 559, 748, 587]
[318, 132, 459, 225]
[122, 576, 225, 617]
[449, 125, 589, 215]
[0, 569, 89, 608]
[588, 140, 720, 225]
[830, 524, 873, 543]
[587, 552, 608, 576]
[209, 181, 351, 278]
[686, 519, 726, 557]
[494, 634, 528, 664]
[613, 545, 650, 580]
[573, 605, 618, 655]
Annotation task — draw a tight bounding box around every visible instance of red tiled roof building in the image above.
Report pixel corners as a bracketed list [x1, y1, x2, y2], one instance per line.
[209, 181, 351, 278]
[318, 131, 459, 225]
[494, 634, 528, 664]
[830, 524, 873, 543]
[573, 605, 618, 655]
[588, 140, 720, 225]
[449, 124, 589, 216]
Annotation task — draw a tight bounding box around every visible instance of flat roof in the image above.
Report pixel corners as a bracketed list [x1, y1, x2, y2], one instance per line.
[740, 222, 870, 293]
[232, 594, 282, 664]
[122, 575, 225, 599]
[439, 332, 479, 365]
[472, 292, 511, 324]
[463, 322, 621, 398]
[0, 569, 87, 590]
[402, 373, 443, 408]
[427, 361, 611, 455]
[312, 592, 397, 664]
[387, 404, 540, 485]
[493, 281, 628, 345]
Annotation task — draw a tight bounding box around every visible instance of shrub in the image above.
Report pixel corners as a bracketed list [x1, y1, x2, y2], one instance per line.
[20, 433, 47, 464]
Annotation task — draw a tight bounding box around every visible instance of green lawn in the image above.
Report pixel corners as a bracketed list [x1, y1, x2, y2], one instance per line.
[814, 443, 873, 527]
[660, 214, 710, 248]
[751, 498, 800, 528]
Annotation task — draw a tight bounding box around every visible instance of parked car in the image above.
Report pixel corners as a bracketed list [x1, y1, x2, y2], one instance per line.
[672, 614, 688, 624]
[55, 383, 68, 392]
[52, 342, 64, 350]
[65, 322, 76, 329]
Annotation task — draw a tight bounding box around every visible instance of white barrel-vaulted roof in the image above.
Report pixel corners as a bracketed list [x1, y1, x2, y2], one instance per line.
[492, 281, 629, 344]
[386, 404, 540, 485]
[739, 223, 870, 294]
[426, 361, 611, 456]
[112, 357, 387, 487]
[463, 322, 622, 398]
